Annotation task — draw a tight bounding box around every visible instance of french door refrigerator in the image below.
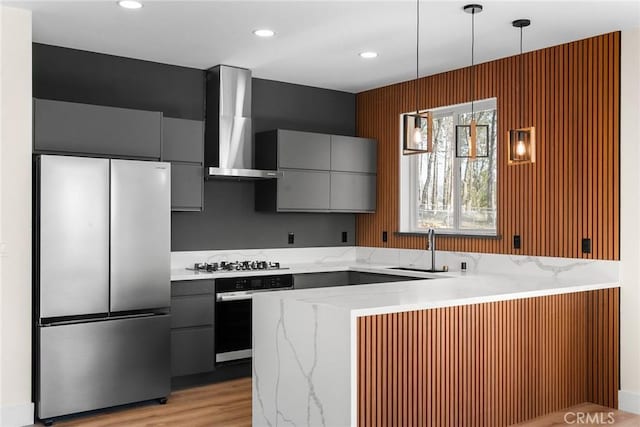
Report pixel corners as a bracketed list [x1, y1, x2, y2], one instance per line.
[34, 155, 171, 422]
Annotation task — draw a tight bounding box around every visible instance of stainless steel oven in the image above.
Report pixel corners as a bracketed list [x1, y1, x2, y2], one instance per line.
[214, 274, 293, 363]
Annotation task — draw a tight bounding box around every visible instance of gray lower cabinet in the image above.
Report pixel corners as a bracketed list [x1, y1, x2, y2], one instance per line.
[170, 280, 214, 377]
[293, 271, 351, 289]
[171, 328, 214, 377]
[171, 164, 203, 211]
[293, 271, 418, 289]
[34, 98, 162, 159]
[330, 172, 376, 212]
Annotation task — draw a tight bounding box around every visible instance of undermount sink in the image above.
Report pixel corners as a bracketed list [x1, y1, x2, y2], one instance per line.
[391, 267, 448, 273]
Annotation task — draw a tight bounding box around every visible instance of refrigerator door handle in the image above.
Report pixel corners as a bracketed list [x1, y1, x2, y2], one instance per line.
[41, 312, 168, 327]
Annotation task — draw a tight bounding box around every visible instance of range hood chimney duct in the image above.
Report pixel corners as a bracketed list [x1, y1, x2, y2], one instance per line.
[205, 65, 281, 180]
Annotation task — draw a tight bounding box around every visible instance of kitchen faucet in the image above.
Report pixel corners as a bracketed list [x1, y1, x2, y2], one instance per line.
[427, 228, 436, 271]
[425, 228, 448, 272]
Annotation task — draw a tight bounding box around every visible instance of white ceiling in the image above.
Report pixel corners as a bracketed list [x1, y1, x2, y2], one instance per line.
[6, 0, 640, 93]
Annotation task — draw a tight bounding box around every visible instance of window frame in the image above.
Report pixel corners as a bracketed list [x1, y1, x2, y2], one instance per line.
[400, 97, 498, 237]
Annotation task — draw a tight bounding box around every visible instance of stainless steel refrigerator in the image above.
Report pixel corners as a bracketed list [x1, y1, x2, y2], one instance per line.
[34, 155, 171, 422]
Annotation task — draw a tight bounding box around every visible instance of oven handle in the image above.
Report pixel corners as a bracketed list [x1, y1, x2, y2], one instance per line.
[216, 292, 253, 302]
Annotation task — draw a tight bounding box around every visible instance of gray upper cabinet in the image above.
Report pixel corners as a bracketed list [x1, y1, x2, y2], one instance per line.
[171, 164, 203, 211]
[277, 130, 331, 170]
[162, 118, 204, 164]
[330, 172, 376, 212]
[34, 99, 162, 159]
[161, 117, 205, 212]
[277, 170, 330, 211]
[255, 129, 377, 213]
[331, 136, 377, 173]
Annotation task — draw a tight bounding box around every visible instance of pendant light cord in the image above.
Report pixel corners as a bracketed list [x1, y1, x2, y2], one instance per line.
[470, 8, 475, 118]
[519, 25, 524, 128]
[416, 0, 420, 114]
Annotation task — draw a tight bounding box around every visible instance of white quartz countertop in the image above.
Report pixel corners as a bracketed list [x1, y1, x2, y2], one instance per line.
[172, 261, 618, 316]
[249, 264, 619, 316]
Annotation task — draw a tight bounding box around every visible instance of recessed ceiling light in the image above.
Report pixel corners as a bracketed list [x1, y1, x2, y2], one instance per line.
[359, 51, 378, 59]
[253, 29, 275, 38]
[118, 1, 142, 9]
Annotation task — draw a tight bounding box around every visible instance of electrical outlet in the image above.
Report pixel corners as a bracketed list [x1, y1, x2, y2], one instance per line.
[341, 231, 348, 243]
[513, 235, 521, 249]
[582, 238, 591, 254]
[288, 233, 295, 245]
[382, 231, 388, 242]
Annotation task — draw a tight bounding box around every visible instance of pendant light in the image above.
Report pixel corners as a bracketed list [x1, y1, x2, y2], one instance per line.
[403, 0, 433, 155]
[455, 4, 489, 159]
[508, 18, 535, 165]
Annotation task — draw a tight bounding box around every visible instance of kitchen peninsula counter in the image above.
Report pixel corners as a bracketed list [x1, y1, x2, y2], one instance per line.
[251, 271, 620, 426]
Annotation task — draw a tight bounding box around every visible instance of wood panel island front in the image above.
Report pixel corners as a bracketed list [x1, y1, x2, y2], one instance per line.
[252, 269, 619, 427]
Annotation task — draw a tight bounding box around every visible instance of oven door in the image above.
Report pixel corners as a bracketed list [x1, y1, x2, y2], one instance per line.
[215, 291, 252, 363]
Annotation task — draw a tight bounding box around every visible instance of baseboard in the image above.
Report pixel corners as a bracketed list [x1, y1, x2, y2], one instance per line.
[619, 389, 640, 414]
[0, 402, 34, 427]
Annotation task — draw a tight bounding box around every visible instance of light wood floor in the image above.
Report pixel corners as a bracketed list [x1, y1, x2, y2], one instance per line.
[35, 377, 251, 427]
[513, 402, 640, 426]
[33, 380, 639, 427]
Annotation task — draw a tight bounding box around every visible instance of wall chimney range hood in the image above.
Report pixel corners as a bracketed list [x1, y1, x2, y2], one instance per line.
[205, 65, 281, 180]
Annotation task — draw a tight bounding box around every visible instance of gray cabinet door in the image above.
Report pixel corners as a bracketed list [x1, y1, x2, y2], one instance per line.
[162, 118, 204, 164]
[110, 160, 171, 312]
[293, 271, 351, 289]
[277, 170, 330, 211]
[171, 164, 203, 211]
[34, 99, 162, 159]
[171, 295, 214, 329]
[331, 136, 377, 173]
[171, 328, 214, 377]
[330, 172, 376, 212]
[277, 130, 331, 170]
[171, 280, 214, 297]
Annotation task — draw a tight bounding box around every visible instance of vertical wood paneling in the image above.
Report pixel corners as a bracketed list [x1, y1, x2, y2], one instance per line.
[357, 288, 620, 426]
[355, 33, 620, 260]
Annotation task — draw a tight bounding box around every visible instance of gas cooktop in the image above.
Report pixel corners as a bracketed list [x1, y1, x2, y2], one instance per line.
[186, 261, 288, 273]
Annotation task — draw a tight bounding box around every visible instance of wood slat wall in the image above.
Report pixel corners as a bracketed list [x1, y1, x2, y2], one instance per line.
[357, 288, 620, 427]
[355, 32, 620, 260]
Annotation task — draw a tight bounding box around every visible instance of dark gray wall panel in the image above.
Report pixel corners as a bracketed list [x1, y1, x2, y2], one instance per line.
[252, 78, 355, 136]
[171, 180, 355, 250]
[33, 43, 205, 120]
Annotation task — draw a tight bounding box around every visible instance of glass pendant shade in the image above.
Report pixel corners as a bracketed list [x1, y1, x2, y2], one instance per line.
[403, 111, 433, 154]
[455, 119, 489, 158]
[508, 127, 535, 164]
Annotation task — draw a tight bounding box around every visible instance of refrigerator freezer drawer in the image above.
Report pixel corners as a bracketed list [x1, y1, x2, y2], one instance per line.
[36, 315, 170, 419]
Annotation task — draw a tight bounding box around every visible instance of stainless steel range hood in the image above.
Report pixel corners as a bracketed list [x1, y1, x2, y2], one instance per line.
[205, 65, 281, 180]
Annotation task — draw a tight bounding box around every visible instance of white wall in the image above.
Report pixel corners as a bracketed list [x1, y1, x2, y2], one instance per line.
[619, 27, 640, 414]
[0, 6, 33, 427]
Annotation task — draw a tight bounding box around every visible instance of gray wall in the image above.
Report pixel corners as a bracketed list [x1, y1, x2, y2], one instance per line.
[32, 44, 356, 251]
[171, 78, 356, 250]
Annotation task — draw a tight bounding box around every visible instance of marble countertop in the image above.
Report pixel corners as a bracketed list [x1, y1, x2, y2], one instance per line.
[250, 264, 619, 316]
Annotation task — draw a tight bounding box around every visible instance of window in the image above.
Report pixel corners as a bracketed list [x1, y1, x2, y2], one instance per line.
[399, 98, 497, 235]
